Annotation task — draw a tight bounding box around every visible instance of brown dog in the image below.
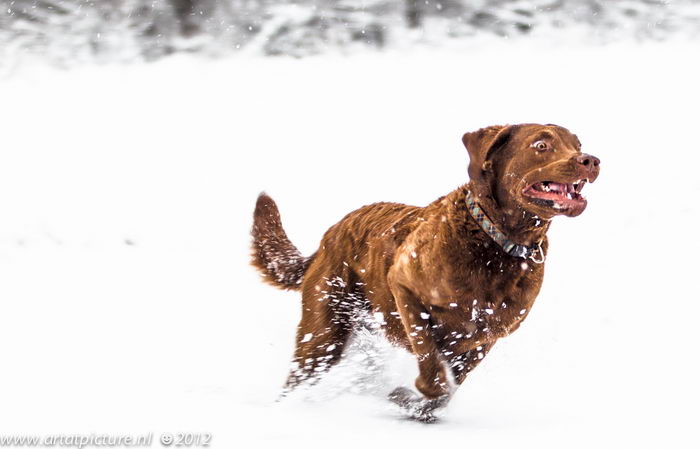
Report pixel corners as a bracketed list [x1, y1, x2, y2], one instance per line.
[251, 124, 600, 421]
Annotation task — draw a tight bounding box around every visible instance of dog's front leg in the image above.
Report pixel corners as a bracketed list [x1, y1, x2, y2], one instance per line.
[448, 342, 495, 385]
[391, 284, 449, 397]
[387, 277, 451, 420]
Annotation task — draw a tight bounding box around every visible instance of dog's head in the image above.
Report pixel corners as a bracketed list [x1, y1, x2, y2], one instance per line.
[462, 124, 600, 219]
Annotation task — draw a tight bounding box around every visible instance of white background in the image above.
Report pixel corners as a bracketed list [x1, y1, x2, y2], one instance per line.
[0, 41, 698, 447]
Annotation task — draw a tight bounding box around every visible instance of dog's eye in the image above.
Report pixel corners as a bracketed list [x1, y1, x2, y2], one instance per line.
[531, 140, 549, 151]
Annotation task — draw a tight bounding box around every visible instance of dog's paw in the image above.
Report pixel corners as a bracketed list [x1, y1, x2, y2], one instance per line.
[388, 387, 449, 423]
[388, 386, 419, 406]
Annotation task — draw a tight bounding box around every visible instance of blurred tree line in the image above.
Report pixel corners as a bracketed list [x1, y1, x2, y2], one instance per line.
[1, 0, 699, 63]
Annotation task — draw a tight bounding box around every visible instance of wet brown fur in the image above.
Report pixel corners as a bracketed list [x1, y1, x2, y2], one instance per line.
[250, 123, 600, 420]
[251, 193, 315, 290]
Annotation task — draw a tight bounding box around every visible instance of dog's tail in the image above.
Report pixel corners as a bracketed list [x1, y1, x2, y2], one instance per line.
[251, 193, 314, 291]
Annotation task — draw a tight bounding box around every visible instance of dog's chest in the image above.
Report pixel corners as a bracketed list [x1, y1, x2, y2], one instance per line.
[432, 256, 545, 340]
[391, 209, 546, 341]
[475, 273, 539, 337]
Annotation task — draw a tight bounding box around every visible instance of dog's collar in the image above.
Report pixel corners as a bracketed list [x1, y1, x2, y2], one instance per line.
[464, 189, 546, 264]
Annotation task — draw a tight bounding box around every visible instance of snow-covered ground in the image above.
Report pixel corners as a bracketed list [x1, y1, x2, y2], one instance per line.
[0, 42, 699, 448]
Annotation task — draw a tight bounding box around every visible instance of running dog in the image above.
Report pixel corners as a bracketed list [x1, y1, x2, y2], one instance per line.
[251, 124, 600, 422]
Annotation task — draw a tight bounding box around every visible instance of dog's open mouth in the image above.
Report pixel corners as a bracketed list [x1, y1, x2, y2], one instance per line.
[523, 180, 588, 210]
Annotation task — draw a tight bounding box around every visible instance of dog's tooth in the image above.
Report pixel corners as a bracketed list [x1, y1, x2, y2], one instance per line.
[575, 180, 586, 193]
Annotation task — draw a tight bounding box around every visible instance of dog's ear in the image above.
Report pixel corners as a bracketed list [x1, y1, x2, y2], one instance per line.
[462, 125, 514, 181]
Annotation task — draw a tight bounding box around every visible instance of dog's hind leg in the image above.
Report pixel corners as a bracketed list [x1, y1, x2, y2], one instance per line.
[281, 268, 356, 395]
[283, 320, 350, 394]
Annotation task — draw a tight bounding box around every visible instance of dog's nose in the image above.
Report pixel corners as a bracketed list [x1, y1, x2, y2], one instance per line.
[576, 154, 600, 169]
[575, 153, 600, 180]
